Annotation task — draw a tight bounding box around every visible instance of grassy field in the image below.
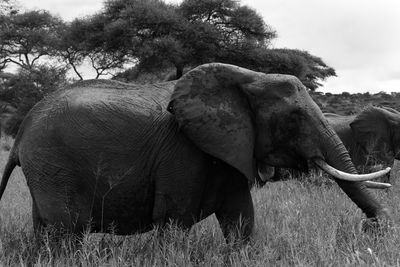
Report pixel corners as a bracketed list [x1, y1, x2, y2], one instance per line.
[1, 146, 400, 266]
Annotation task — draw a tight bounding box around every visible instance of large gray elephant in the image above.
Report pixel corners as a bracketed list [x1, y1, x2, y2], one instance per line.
[0, 63, 391, 241]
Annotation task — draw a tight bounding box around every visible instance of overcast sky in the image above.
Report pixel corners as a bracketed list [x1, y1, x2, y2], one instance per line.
[17, 0, 400, 93]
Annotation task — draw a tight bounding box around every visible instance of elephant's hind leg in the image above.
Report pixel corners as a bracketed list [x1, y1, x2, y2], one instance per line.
[215, 171, 254, 242]
[32, 196, 91, 238]
[29, 182, 93, 237]
[32, 199, 46, 234]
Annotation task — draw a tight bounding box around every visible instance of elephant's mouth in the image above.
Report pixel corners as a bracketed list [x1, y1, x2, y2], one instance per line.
[263, 149, 308, 171]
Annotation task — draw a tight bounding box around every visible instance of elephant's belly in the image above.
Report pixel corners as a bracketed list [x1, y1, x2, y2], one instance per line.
[24, 163, 156, 234]
[89, 181, 156, 235]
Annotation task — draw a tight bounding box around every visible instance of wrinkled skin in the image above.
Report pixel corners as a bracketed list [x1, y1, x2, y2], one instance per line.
[0, 64, 391, 241]
[257, 106, 400, 185]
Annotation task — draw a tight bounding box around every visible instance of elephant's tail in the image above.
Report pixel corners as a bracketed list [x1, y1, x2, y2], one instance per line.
[0, 105, 29, 201]
[0, 149, 18, 201]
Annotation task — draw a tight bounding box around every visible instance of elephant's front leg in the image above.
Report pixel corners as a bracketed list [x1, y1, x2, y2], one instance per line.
[215, 172, 254, 242]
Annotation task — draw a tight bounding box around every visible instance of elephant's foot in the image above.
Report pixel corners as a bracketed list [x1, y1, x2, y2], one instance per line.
[216, 214, 254, 244]
[32, 200, 47, 236]
[360, 208, 393, 235]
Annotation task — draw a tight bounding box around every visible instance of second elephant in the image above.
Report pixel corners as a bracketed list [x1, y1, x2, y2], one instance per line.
[325, 106, 400, 170]
[257, 106, 400, 185]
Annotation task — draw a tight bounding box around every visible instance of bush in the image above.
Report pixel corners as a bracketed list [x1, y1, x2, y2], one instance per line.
[0, 65, 68, 136]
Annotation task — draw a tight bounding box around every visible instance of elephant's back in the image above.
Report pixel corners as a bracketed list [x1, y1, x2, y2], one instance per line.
[55, 79, 175, 112]
[18, 80, 178, 159]
[16, 80, 179, 184]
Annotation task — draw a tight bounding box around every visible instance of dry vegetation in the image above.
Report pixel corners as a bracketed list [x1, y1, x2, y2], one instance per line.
[311, 91, 400, 115]
[1, 139, 400, 266]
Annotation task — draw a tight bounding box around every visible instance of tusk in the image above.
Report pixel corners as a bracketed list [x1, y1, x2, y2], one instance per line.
[364, 181, 392, 189]
[313, 158, 391, 181]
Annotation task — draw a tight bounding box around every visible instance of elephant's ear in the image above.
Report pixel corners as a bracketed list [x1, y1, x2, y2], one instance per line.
[169, 63, 257, 181]
[350, 106, 391, 150]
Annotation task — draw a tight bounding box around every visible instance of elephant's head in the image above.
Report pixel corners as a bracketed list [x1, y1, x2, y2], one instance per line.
[350, 106, 400, 166]
[168, 63, 391, 221]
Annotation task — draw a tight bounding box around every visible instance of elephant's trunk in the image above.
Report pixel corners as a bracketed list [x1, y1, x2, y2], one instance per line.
[318, 121, 389, 218]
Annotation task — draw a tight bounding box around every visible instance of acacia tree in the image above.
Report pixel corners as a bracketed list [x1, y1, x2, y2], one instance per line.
[57, 13, 128, 80]
[275, 49, 336, 90]
[1, 0, 337, 93]
[0, 64, 67, 136]
[219, 45, 336, 90]
[0, 9, 69, 135]
[0, 0, 17, 70]
[102, 0, 276, 78]
[0, 10, 64, 71]
[179, 0, 274, 46]
[67, 0, 334, 89]
[102, 0, 184, 76]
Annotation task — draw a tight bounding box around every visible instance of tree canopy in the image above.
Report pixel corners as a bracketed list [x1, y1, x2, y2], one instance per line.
[56, 13, 128, 79]
[0, 10, 63, 70]
[0, 0, 338, 135]
[0, 0, 18, 16]
[96, 0, 334, 89]
[0, 65, 68, 136]
[218, 46, 336, 90]
[0, 0, 336, 89]
[101, 0, 277, 78]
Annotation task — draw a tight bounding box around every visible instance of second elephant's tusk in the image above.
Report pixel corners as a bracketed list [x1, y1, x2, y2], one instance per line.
[313, 158, 391, 182]
[364, 181, 392, 189]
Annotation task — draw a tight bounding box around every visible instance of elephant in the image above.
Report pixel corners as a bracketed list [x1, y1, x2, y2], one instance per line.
[256, 106, 400, 186]
[325, 106, 400, 170]
[0, 63, 391, 241]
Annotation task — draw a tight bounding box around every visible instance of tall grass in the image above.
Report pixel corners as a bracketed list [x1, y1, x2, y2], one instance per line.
[0, 147, 400, 266]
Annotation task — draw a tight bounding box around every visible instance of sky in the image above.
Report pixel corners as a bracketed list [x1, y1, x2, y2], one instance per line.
[16, 0, 400, 94]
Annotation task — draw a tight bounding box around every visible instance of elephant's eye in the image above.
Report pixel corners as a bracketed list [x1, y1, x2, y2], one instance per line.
[269, 111, 302, 144]
[167, 101, 175, 114]
[286, 110, 305, 129]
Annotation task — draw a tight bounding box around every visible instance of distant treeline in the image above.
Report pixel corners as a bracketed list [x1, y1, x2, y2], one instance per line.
[310, 91, 400, 115]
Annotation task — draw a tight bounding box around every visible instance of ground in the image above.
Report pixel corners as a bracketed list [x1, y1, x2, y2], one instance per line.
[0, 137, 400, 266]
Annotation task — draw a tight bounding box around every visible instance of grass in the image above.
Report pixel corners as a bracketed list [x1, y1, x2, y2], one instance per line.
[1, 145, 400, 266]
